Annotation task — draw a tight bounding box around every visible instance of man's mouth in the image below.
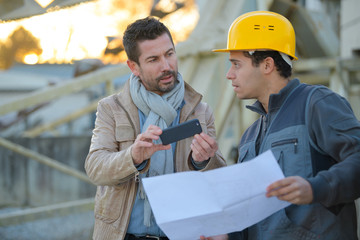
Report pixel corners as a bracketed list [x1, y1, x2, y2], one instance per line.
[158, 72, 175, 83]
[161, 75, 172, 80]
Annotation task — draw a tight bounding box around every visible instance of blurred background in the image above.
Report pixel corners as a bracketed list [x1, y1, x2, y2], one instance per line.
[0, 0, 359, 239]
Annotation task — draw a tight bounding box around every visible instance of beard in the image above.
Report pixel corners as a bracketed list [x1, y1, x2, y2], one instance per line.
[155, 70, 177, 93]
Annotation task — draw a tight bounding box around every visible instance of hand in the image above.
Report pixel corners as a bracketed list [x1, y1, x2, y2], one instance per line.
[200, 234, 228, 240]
[191, 133, 218, 162]
[131, 125, 171, 165]
[266, 176, 313, 204]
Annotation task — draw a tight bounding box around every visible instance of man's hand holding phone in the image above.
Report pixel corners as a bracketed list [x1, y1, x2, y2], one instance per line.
[131, 125, 171, 165]
[159, 119, 218, 163]
[191, 132, 218, 163]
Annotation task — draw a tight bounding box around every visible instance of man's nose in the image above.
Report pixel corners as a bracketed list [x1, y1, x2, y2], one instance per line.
[160, 57, 171, 71]
[226, 69, 233, 80]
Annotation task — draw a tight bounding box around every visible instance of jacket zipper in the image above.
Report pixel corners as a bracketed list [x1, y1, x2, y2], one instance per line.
[271, 138, 298, 154]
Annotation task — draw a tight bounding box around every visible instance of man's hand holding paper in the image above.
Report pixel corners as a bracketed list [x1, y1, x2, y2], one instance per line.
[142, 150, 290, 240]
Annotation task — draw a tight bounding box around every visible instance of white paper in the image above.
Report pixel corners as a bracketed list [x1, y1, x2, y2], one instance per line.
[142, 150, 290, 240]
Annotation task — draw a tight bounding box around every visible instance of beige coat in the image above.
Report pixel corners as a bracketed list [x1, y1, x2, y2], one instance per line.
[85, 80, 226, 240]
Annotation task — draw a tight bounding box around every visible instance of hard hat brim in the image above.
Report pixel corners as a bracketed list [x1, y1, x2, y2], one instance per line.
[212, 48, 231, 52]
[212, 48, 298, 60]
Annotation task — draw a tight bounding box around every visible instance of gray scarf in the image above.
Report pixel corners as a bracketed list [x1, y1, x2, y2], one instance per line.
[129, 72, 185, 226]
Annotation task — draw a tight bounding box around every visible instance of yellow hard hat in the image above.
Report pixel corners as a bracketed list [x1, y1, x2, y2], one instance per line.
[213, 11, 297, 60]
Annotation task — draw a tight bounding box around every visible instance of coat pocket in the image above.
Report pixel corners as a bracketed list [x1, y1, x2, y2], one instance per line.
[270, 138, 306, 177]
[261, 206, 320, 240]
[94, 184, 131, 224]
[271, 138, 298, 154]
[238, 149, 248, 163]
[238, 143, 256, 163]
[115, 124, 135, 142]
[114, 113, 135, 150]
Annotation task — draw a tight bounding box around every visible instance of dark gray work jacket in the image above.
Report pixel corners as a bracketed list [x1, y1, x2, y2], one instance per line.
[234, 79, 359, 240]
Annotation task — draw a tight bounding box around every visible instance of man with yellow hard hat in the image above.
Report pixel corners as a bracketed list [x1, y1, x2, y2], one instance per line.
[203, 10, 360, 240]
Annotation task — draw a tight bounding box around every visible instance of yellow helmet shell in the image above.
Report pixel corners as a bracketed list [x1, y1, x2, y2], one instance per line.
[213, 11, 297, 60]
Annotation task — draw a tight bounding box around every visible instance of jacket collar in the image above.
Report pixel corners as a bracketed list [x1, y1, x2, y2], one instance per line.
[247, 78, 300, 116]
[115, 79, 141, 134]
[181, 82, 203, 122]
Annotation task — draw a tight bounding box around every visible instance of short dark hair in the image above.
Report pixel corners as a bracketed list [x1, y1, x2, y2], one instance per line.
[122, 16, 174, 64]
[243, 51, 292, 79]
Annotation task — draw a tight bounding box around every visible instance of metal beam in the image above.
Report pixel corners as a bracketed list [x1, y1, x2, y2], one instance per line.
[22, 100, 99, 137]
[293, 57, 336, 72]
[0, 137, 93, 184]
[0, 0, 94, 21]
[0, 64, 129, 116]
[0, 198, 94, 226]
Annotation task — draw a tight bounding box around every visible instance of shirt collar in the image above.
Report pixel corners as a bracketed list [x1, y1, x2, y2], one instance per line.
[246, 78, 300, 116]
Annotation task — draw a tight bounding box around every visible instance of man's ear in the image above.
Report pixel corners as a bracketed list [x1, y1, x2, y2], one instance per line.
[127, 60, 140, 76]
[263, 57, 275, 74]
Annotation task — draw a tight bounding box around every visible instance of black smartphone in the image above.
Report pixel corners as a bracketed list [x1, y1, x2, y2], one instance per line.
[160, 119, 202, 145]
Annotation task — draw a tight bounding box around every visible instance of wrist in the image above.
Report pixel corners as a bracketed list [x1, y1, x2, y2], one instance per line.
[130, 146, 141, 165]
